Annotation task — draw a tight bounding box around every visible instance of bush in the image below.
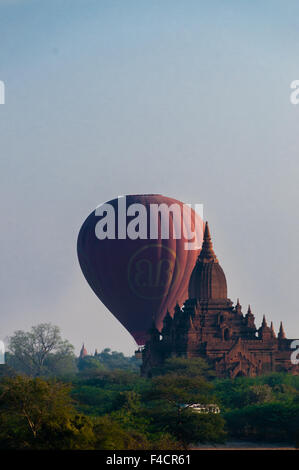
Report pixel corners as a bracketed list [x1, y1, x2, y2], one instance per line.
[224, 402, 299, 442]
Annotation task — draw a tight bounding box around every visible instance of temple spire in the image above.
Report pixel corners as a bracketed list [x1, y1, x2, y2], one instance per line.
[270, 322, 276, 338]
[235, 298, 242, 314]
[79, 343, 88, 359]
[198, 221, 218, 263]
[189, 221, 227, 300]
[261, 315, 267, 328]
[278, 322, 286, 340]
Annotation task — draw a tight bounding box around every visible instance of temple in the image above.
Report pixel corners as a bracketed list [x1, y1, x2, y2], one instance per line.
[79, 343, 88, 360]
[141, 222, 299, 378]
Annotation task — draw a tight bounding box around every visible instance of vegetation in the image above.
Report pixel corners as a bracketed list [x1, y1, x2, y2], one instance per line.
[6, 323, 77, 377]
[0, 375, 94, 449]
[214, 373, 299, 444]
[1, 323, 298, 449]
[78, 348, 140, 373]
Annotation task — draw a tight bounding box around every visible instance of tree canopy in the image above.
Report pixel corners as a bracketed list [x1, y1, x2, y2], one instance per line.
[7, 323, 77, 377]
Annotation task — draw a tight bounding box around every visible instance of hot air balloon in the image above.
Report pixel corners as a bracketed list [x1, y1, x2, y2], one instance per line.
[77, 194, 203, 345]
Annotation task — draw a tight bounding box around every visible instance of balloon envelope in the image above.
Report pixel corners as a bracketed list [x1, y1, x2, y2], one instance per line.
[77, 194, 203, 345]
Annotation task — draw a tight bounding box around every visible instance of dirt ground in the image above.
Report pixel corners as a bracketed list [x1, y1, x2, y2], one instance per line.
[192, 441, 297, 450]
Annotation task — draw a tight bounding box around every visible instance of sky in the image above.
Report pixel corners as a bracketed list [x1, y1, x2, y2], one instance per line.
[0, 0, 299, 355]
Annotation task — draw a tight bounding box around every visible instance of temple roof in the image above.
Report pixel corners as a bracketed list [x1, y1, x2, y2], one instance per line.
[79, 343, 88, 359]
[188, 222, 227, 300]
[278, 322, 286, 340]
[198, 222, 218, 263]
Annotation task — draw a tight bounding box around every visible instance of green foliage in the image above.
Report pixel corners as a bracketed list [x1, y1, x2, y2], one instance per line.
[72, 357, 226, 448]
[146, 373, 214, 405]
[7, 323, 77, 377]
[71, 369, 150, 416]
[214, 372, 299, 411]
[73, 368, 148, 392]
[71, 385, 120, 415]
[143, 402, 226, 448]
[0, 375, 94, 449]
[77, 356, 106, 373]
[78, 348, 141, 373]
[147, 433, 183, 450]
[142, 368, 226, 447]
[151, 356, 216, 380]
[2, 337, 299, 449]
[213, 372, 299, 443]
[92, 415, 149, 450]
[247, 384, 273, 404]
[110, 391, 152, 434]
[224, 402, 299, 443]
[43, 352, 78, 378]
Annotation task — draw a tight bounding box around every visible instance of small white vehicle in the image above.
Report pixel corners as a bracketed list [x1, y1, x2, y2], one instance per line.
[183, 403, 220, 414]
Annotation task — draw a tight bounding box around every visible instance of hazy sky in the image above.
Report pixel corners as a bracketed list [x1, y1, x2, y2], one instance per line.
[0, 0, 299, 355]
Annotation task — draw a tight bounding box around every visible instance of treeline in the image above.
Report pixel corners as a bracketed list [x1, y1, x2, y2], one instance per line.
[4, 323, 140, 377]
[77, 348, 141, 373]
[1, 323, 299, 449]
[215, 374, 299, 442]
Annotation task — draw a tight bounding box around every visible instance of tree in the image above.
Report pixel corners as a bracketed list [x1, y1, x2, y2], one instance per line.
[93, 415, 149, 450]
[95, 348, 141, 371]
[147, 373, 214, 405]
[248, 384, 273, 404]
[77, 356, 106, 373]
[224, 402, 299, 442]
[0, 375, 94, 449]
[7, 323, 76, 377]
[111, 390, 151, 434]
[214, 373, 299, 411]
[144, 372, 226, 448]
[71, 369, 150, 416]
[151, 357, 216, 380]
[93, 414, 183, 450]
